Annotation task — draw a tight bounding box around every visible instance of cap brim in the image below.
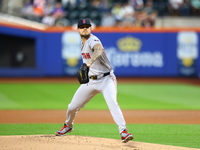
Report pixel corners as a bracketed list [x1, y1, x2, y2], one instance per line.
[78, 24, 92, 28]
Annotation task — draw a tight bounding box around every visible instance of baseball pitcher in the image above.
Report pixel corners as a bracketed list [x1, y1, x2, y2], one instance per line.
[55, 18, 133, 143]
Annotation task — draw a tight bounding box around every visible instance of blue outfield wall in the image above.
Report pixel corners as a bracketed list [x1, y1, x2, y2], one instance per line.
[0, 25, 199, 77]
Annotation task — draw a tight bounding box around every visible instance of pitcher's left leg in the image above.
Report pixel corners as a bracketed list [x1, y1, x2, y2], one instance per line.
[102, 80, 126, 133]
[102, 76, 133, 143]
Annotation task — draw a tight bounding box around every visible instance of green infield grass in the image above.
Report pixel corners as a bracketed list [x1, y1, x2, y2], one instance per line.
[0, 83, 200, 110]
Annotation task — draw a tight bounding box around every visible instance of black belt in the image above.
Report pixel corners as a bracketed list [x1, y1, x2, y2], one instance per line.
[90, 72, 110, 80]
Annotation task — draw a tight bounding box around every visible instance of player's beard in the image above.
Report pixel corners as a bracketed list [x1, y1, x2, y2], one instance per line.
[81, 33, 90, 39]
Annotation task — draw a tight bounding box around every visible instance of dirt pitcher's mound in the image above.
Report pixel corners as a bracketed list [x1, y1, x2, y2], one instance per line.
[0, 135, 199, 150]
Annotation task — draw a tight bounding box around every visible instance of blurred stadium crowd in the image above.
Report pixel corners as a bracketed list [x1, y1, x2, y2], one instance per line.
[0, 0, 200, 27]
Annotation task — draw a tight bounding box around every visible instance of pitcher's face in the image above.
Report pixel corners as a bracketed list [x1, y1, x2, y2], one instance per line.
[78, 25, 91, 38]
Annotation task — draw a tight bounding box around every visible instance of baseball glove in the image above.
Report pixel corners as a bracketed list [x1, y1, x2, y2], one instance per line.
[77, 63, 89, 84]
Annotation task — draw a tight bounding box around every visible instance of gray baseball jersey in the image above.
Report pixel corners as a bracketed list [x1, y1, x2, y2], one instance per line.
[81, 34, 112, 76]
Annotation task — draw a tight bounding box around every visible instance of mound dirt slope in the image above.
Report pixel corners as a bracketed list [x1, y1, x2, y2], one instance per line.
[0, 135, 199, 150]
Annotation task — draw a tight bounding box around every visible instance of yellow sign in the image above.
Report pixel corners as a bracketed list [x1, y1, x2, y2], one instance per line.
[182, 58, 193, 67]
[117, 36, 142, 52]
